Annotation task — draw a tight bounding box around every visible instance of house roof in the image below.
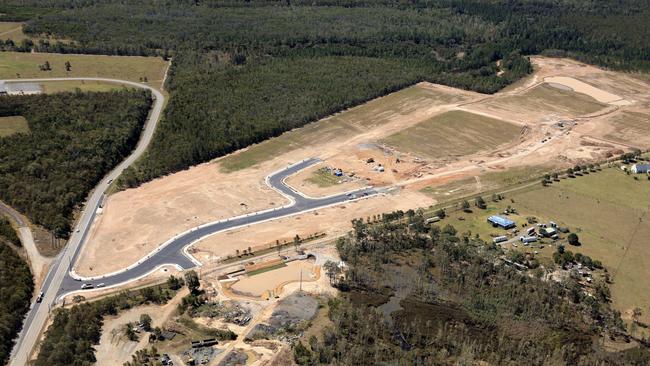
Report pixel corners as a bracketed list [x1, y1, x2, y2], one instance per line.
[488, 215, 515, 227]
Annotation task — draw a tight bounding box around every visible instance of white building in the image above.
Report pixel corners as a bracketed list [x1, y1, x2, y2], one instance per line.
[631, 164, 650, 174]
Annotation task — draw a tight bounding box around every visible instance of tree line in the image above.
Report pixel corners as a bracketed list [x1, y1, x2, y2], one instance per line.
[0, 242, 33, 365]
[295, 210, 650, 365]
[0, 217, 21, 246]
[36, 281, 180, 366]
[0, 90, 152, 238]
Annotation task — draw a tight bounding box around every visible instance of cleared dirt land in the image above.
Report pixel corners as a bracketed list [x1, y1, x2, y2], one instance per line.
[77, 57, 650, 281]
[0, 51, 169, 91]
[381, 110, 523, 160]
[0, 115, 29, 137]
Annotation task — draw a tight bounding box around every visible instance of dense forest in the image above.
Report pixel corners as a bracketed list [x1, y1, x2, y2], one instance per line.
[0, 243, 34, 365]
[36, 281, 179, 366]
[0, 217, 21, 246]
[0, 90, 152, 237]
[2, 0, 646, 187]
[295, 211, 650, 365]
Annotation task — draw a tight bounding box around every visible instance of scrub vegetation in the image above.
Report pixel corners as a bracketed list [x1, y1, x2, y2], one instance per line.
[0, 90, 152, 237]
[296, 211, 650, 365]
[0, 242, 33, 366]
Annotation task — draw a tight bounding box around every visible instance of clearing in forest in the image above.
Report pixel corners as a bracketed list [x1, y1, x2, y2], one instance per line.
[77, 57, 650, 282]
[0, 51, 169, 91]
[381, 110, 522, 160]
[0, 115, 29, 137]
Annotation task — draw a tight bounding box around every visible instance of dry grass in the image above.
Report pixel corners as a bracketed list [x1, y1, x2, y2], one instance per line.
[0, 22, 24, 40]
[440, 167, 650, 323]
[382, 110, 521, 160]
[495, 83, 606, 116]
[219, 84, 475, 172]
[604, 111, 650, 145]
[40, 80, 132, 94]
[0, 51, 169, 91]
[0, 115, 29, 137]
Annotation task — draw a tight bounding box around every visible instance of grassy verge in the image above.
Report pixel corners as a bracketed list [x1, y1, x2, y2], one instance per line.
[0, 115, 28, 137]
[247, 263, 287, 277]
[40, 80, 131, 94]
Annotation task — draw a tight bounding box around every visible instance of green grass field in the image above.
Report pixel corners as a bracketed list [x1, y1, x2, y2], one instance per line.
[382, 110, 521, 160]
[306, 168, 341, 187]
[220, 84, 468, 172]
[0, 115, 29, 137]
[0, 51, 169, 91]
[439, 167, 650, 322]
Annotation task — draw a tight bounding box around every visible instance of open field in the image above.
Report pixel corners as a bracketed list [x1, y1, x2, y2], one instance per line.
[39, 80, 131, 94]
[0, 22, 24, 40]
[382, 110, 522, 160]
[441, 167, 650, 323]
[467, 83, 606, 124]
[219, 83, 479, 172]
[0, 51, 168, 91]
[284, 164, 366, 198]
[602, 111, 650, 147]
[0, 115, 28, 137]
[77, 57, 650, 284]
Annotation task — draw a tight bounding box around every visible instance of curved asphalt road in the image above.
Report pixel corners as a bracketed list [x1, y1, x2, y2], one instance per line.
[8, 78, 378, 366]
[58, 158, 377, 294]
[8, 77, 165, 366]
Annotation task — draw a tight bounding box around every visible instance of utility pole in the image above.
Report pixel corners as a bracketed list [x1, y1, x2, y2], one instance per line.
[299, 269, 302, 292]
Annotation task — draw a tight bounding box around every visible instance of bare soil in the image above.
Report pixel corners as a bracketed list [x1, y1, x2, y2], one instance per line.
[77, 57, 650, 282]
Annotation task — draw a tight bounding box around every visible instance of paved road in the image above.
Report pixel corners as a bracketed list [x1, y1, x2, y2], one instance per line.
[8, 78, 377, 366]
[59, 158, 376, 294]
[8, 77, 165, 366]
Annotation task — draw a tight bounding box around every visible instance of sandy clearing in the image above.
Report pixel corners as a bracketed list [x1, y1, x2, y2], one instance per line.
[78, 82, 478, 275]
[77, 57, 650, 281]
[76, 161, 285, 276]
[191, 189, 433, 264]
[231, 260, 317, 297]
[94, 288, 187, 366]
[544, 76, 626, 104]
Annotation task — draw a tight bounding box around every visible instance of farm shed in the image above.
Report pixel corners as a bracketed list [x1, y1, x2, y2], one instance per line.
[631, 164, 650, 174]
[487, 215, 516, 229]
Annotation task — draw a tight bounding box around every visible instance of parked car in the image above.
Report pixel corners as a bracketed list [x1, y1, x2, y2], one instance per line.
[81, 283, 94, 290]
[96, 283, 105, 288]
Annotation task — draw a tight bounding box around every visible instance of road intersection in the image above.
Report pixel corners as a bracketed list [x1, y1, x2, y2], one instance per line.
[7, 78, 377, 366]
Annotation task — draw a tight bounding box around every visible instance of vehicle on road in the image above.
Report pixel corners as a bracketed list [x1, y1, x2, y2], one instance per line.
[81, 283, 94, 290]
[35, 291, 44, 303]
[96, 283, 105, 288]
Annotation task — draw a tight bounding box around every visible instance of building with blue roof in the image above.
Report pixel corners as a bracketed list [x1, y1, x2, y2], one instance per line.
[487, 215, 516, 229]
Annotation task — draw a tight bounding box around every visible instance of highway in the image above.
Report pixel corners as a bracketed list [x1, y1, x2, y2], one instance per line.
[7, 79, 377, 366]
[8, 77, 165, 366]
